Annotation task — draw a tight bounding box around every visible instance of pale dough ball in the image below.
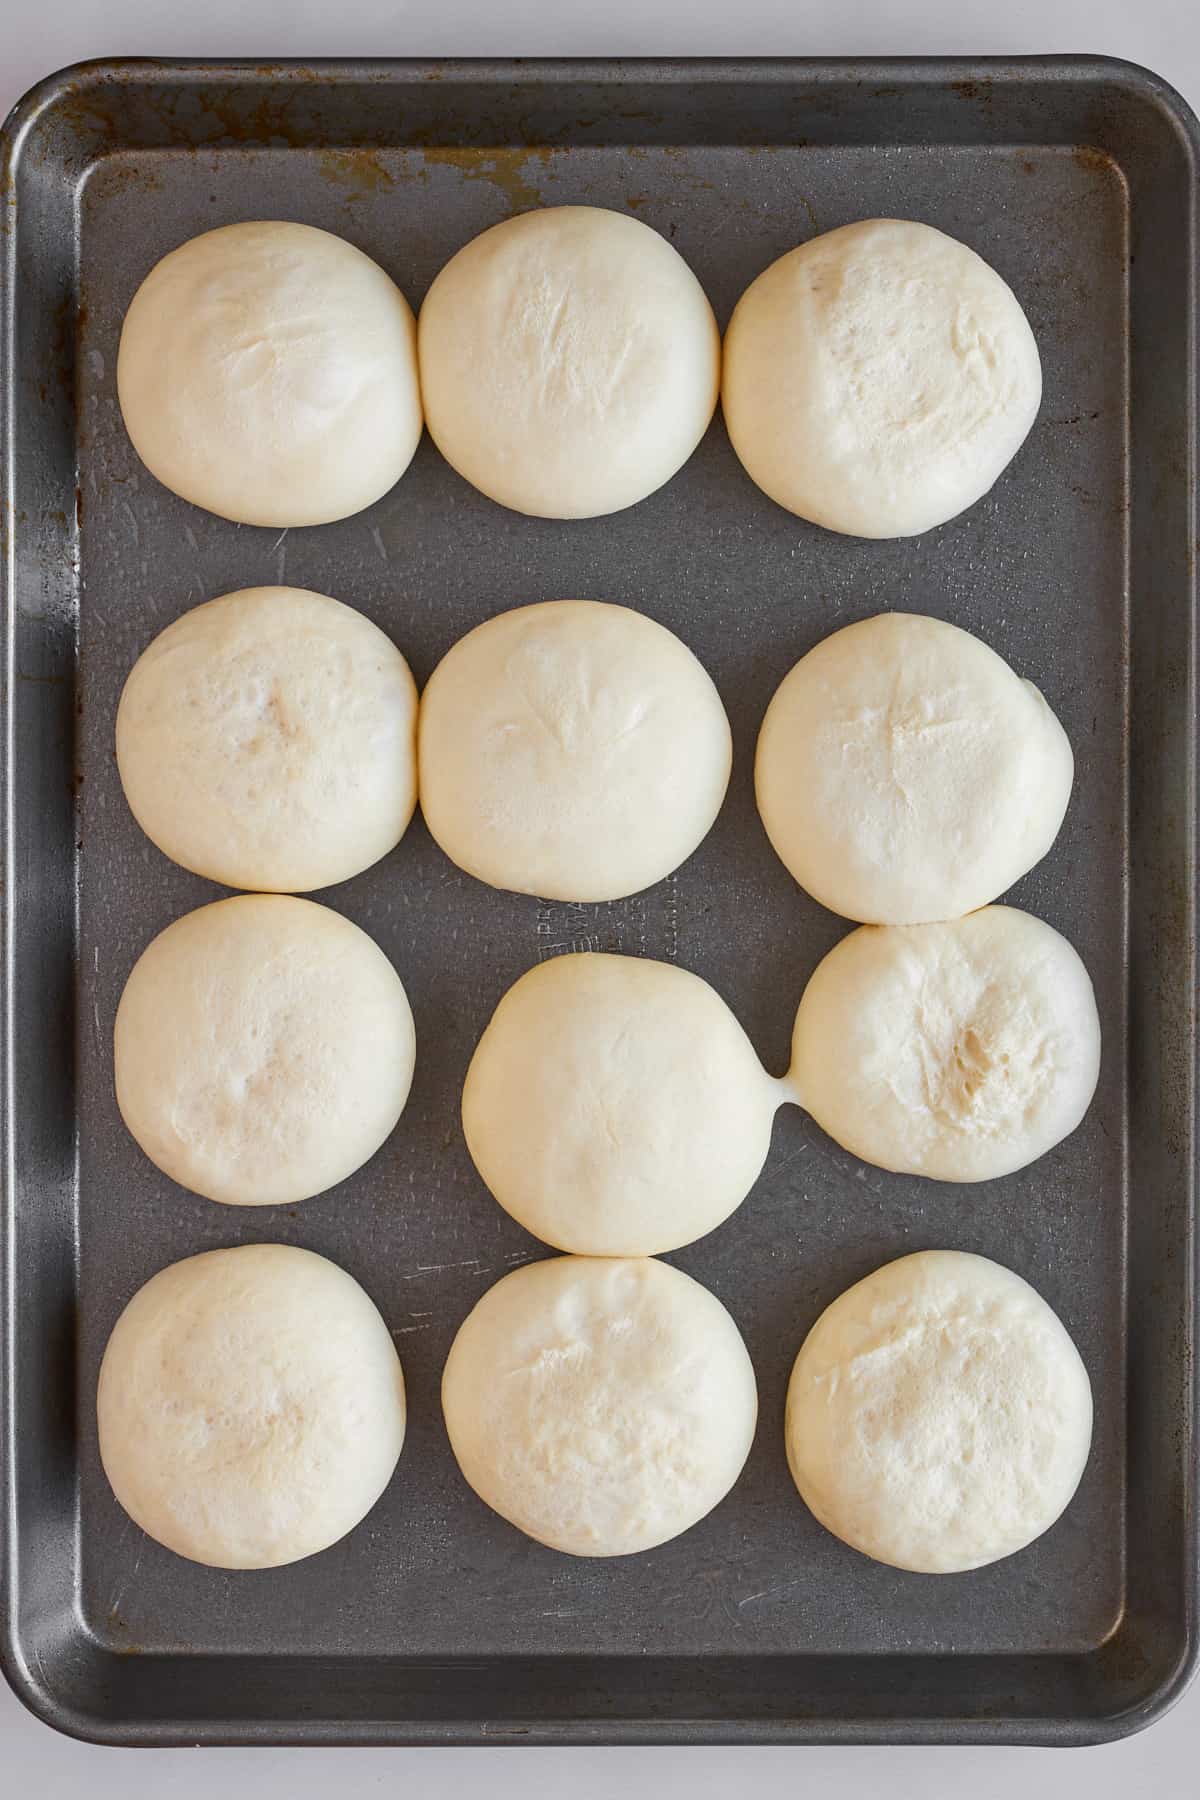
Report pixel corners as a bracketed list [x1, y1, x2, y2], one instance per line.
[116, 587, 418, 893]
[97, 1244, 405, 1568]
[418, 600, 731, 901]
[463, 953, 780, 1256]
[722, 218, 1042, 537]
[117, 221, 422, 527]
[418, 206, 720, 518]
[789, 906, 1101, 1182]
[785, 1250, 1093, 1572]
[755, 613, 1073, 924]
[442, 1256, 757, 1556]
[114, 895, 415, 1205]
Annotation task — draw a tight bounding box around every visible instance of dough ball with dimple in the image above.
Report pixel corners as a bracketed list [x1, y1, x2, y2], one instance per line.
[114, 895, 415, 1206]
[722, 219, 1042, 537]
[463, 953, 780, 1256]
[789, 906, 1100, 1182]
[418, 206, 720, 518]
[756, 613, 1073, 925]
[117, 221, 422, 527]
[117, 587, 418, 893]
[442, 1256, 757, 1557]
[418, 601, 731, 901]
[97, 1245, 406, 1569]
[785, 1251, 1093, 1572]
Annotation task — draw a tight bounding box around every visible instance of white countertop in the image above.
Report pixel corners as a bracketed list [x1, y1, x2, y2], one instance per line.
[2, 1, 1197, 1790]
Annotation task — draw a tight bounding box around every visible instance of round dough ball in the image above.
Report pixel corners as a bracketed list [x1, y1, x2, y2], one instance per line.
[722, 218, 1042, 537]
[785, 1250, 1093, 1572]
[114, 895, 415, 1206]
[117, 221, 422, 527]
[97, 1244, 405, 1568]
[418, 600, 731, 901]
[116, 586, 418, 893]
[463, 953, 780, 1255]
[755, 613, 1073, 924]
[789, 906, 1100, 1182]
[442, 1256, 757, 1556]
[418, 206, 720, 518]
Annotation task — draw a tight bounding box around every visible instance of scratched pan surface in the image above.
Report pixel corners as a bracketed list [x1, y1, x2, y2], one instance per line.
[1, 59, 1197, 1745]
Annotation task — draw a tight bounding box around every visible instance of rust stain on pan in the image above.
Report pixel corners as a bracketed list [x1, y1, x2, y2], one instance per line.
[87, 159, 165, 199]
[1073, 144, 1122, 177]
[408, 145, 555, 213]
[316, 148, 397, 195]
[313, 143, 557, 212]
[950, 78, 996, 105]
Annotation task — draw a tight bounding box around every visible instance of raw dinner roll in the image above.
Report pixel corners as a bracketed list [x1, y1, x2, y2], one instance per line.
[442, 1256, 757, 1556]
[463, 953, 780, 1255]
[789, 906, 1100, 1182]
[114, 895, 415, 1206]
[418, 206, 720, 517]
[722, 218, 1042, 537]
[755, 612, 1073, 924]
[117, 221, 422, 526]
[418, 600, 731, 901]
[116, 586, 419, 893]
[785, 1250, 1093, 1572]
[97, 1244, 406, 1568]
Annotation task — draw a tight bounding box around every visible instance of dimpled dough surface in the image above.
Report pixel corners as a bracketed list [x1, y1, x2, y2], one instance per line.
[442, 1256, 758, 1557]
[97, 1244, 406, 1569]
[417, 600, 732, 902]
[417, 205, 720, 518]
[463, 953, 782, 1256]
[116, 586, 418, 893]
[117, 221, 422, 527]
[755, 613, 1074, 925]
[114, 895, 415, 1206]
[789, 906, 1101, 1182]
[785, 1251, 1093, 1573]
[722, 218, 1042, 538]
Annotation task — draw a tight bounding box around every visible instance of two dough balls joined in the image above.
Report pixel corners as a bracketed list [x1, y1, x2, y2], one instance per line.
[118, 221, 422, 527]
[442, 1255, 757, 1557]
[115, 896, 415, 1206]
[461, 906, 1098, 1255]
[723, 218, 1042, 537]
[418, 600, 731, 901]
[791, 906, 1101, 1182]
[98, 1244, 406, 1569]
[786, 1251, 1093, 1572]
[418, 206, 720, 518]
[117, 586, 418, 893]
[464, 953, 780, 1255]
[756, 613, 1073, 925]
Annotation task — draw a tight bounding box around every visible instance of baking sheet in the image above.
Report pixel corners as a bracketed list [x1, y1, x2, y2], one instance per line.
[1, 57, 1196, 1744]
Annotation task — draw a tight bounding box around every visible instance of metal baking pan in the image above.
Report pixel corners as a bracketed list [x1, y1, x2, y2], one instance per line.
[1, 55, 1197, 1748]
